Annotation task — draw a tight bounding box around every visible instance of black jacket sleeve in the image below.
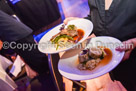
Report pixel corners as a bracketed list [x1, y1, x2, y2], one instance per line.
[84, 14, 92, 21]
[0, 10, 33, 42]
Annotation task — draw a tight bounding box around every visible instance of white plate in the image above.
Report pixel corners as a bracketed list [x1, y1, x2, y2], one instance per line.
[38, 19, 93, 54]
[58, 36, 125, 80]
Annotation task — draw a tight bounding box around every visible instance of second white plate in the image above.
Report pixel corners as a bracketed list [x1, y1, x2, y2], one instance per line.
[58, 36, 125, 80]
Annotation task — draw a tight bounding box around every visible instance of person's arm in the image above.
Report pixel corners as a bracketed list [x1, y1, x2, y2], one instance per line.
[63, 17, 81, 25]
[116, 38, 136, 61]
[63, 14, 92, 24]
[25, 64, 38, 78]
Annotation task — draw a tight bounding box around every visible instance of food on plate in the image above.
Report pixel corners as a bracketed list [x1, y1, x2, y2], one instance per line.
[77, 47, 111, 70]
[85, 59, 101, 70]
[50, 24, 84, 50]
[78, 50, 89, 62]
[60, 25, 78, 37]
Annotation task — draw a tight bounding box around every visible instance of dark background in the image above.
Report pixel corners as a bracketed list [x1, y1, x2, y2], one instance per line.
[0, 0, 61, 32]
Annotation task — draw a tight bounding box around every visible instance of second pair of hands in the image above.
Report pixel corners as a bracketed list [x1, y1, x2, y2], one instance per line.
[63, 17, 136, 61]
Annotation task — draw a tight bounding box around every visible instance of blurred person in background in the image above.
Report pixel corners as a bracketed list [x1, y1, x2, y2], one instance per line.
[0, 10, 56, 91]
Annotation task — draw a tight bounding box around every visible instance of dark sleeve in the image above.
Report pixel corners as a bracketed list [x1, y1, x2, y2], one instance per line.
[0, 10, 33, 42]
[84, 14, 93, 36]
[84, 0, 92, 21]
[84, 0, 97, 21]
[0, 0, 14, 15]
[84, 14, 92, 21]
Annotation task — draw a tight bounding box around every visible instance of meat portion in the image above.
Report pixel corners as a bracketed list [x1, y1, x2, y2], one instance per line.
[85, 58, 102, 70]
[60, 25, 78, 37]
[85, 59, 96, 70]
[60, 29, 68, 35]
[50, 32, 61, 41]
[67, 25, 78, 37]
[88, 47, 102, 58]
[77, 47, 106, 71]
[95, 58, 101, 65]
[60, 29, 78, 37]
[68, 30, 78, 37]
[78, 50, 89, 63]
[77, 63, 86, 70]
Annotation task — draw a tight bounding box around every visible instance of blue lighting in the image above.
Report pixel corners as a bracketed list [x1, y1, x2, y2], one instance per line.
[10, 0, 21, 5]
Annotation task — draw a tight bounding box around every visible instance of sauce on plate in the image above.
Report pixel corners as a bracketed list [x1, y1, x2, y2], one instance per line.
[73, 29, 85, 42]
[101, 48, 112, 65]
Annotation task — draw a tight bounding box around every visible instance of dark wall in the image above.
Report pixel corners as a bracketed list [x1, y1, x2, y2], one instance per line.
[7, 0, 61, 32]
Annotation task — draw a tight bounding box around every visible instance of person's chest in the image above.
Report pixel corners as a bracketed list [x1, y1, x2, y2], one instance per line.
[105, 0, 113, 10]
[88, 0, 136, 40]
[89, 0, 136, 23]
